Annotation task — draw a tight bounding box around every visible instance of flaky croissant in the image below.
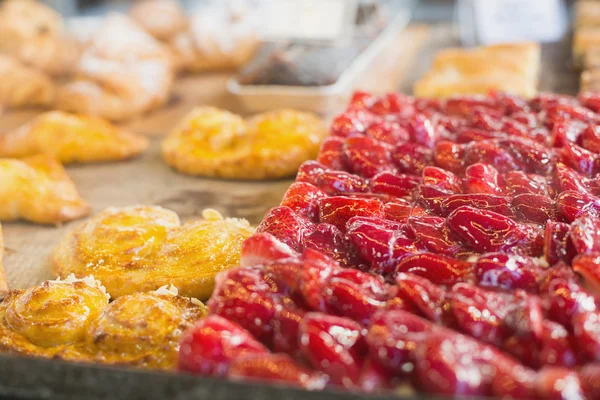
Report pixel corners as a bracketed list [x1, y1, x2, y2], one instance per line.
[0, 155, 90, 224]
[0, 111, 148, 163]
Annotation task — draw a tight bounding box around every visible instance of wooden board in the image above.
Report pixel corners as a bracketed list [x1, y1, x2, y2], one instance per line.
[0, 25, 432, 291]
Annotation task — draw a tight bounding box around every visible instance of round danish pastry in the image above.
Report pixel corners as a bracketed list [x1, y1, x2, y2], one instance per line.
[52, 206, 255, 299]
[161, 107, 327, 180]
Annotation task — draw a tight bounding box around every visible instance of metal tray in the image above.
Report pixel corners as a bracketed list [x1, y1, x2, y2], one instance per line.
[0, 353, 446, 400]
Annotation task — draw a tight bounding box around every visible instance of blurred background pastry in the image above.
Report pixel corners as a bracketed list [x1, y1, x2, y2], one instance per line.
[0, 55, 55, 109]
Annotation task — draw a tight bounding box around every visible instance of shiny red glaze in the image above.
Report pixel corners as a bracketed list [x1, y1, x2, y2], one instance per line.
[317, 136, 347, 170]
[550, 119, 587, 148]
[272, 303, 305, 356]
[535, 367, 585, 400]
[570, 216, 600, 255]
[553, 164, 591, 195]
[455, 126, 507, 143]
[572, 310, 600, 362]
[580, 363, 600, 399]
[422, 166, 463, 193]
[395, 273, 447, 322]
[280, 182, 327, 221]
[330, 108, 375, 137]
[555, 190, 600, 222]
[327, 276, 386, 325]
[416, 185, 452, 215]
[369, 92, 414, 115]
[299, 313, 364, 386]
[544, 221, 576, 266]
[505, 170, 550, 196]
[511, 193, 556, 224]
[433, 141, 465, 173]
[382, 199, 426, 223]
[580, 91, 600, 112]
[498, 137, 555, 175]
[240, 233, 298, 268]
[407, 215, 463, 256]
[580, 125, 600, 153]
[343, 136, 394, 178]
[392, 143, 433, 175]
[257, 206, 315, 251]
[395, 253, 471, 285]
[464, 141, 519, 172]
[473, 252, 540, 292]
[228, 353, 326, 389]
[440, 193, 513, 217]
[408, 114, 437, 148]
[178, 315, 268, 376]
[464, 163, 503, 194]
[572, 253, 600, 293]
[369, 172, 420, 198]
[446, 95, 503, 117]
[562, 140, 600, 176]
[302, 223, 362, 268]
[365, 119, 410, 145]
[297, 161, 368, 195]
[546, 278, 597, 328]
[318, 196, 383, 232]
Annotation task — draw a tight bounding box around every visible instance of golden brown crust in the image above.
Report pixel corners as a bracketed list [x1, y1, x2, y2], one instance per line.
[129, 0, 188, 41]
[57, 14, 174, 121]
[0, 0, 80, 77]
[0, 111, 148, 163]
[0, 55, 55, 109]
[414, 42, 540, 98]
[52, 206, 255, 299]
[575, 1, 600, 28]
[0, 225, 7, 299]
[0, 155, 90, 224]
[0, 277, 205, 370]
[161, 107, 327, 180]
[574, 28, 600, 67]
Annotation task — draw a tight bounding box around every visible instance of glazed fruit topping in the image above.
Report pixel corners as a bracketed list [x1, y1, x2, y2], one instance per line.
[180, 91, 600, 398]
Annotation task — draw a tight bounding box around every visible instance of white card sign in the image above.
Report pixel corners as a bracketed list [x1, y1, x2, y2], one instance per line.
[469, 0, 567, 44]
[259, 0, 358, 41]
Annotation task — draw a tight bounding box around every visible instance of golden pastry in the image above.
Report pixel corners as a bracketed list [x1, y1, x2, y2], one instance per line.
[57, 14, 174, 121]
[0, 111, 148, 163]
[574, 27, 600, 67]
[0, 276, 205, 370]
[0, 155, 90, 224]
[0, 0, 79, 77]
[414, 42, 540, 98]
[575, 1, 600, 28]
[129, 0, 188, 41]
[162, 107, 327, 179]
[0, 224, 7, 299]
[52, 207, 255, 299]
[168, 8, 259, 72]
[0, 55, 55, 109]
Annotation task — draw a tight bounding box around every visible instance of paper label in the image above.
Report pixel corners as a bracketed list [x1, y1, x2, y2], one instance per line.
[260, 0, 357, 41]
[472, 0, 567, 44]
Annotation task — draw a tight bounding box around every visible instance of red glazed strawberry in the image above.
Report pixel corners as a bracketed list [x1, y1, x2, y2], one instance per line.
[446, 95, 502, 117]
[422, 166, 463, 193]
[464, 141, 519, 172]
[562, 140, 600, 176]
[298, 249, 338, 311]
[209, 268, 278, 343]
[327, 275, 387, 325]
[316, 137, 346, 170]
[272, 303, 305, 356]
[433, 141, 465, 173]
[395, 273, 447, 322]
[505, 171, 550, 196]
[580, 363, 600, 399]
[357, 360, 394, 393]
[491, 91, 530, 114]
[343, 136, 394, 178]
[535, 367, 585, 399]
[545, 221, 575, 266]
[553, 164, 591, 195]
[580, 125, 600, 153]
[299, 313, 365, 387]
[369, 92, 413, 115]
[318, 196, 383, 232]
[446, 206, 534, 254]
[178, 315, 268, 376]
[570, 216, 600, 255]
[228, 353, 326, 389]
[330, 108, 375, 137]
[455, 127, 507, 143]
[416, 185, 452, 215]
[473, 253, 540, 292]
[512, 193, 556, 224]
[555, 190, 600, 222]
[297, 161, 367, 195]
[498, 137, 555, 175]
[349, 91, 376, 109]
[369, 172, 420, 198]
[302, 223, 362, 268]
[240, 233, 298, 267]
[280, 182, 327, 222]
[546, 103, 599, 124]
[392, 143, 433, 175]
[546, 278, 597, 328]
[408, 114, 437, 148]
[407, 215, 463, 256]
[573, 254, 600, 293]
[395, 253, 471, 285]
[382, 199, 415, 223]
[464, 163, 502, 194]
[491, 358, 537, 399]
[257, 206, 315, 251]
[579, 91, 600, 112]
[440, 193, 513, 217]
[365, 119, 410, 145]
[538, 320, 578, 368]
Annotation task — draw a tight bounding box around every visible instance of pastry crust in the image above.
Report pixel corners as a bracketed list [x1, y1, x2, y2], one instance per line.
[0, 111, 148, 163]
[574, 27, 600, 67]
[0, 276, 205, 370]
[0, 55, 55, 109]
[414, 42, 540, 98]
[52, 207, 255, 299]
[0, 0, 80, 77]
[162, 107, 327, 179]
[57, 14, 174, 121]
[575, 1, 600, 28]
[0, 155, 90, 224]
[129, 0, 188, 41]
[0, 225, 7, 299]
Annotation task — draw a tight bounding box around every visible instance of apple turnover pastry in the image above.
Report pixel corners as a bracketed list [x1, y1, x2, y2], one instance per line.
[0, 275, 205, 370]
[52, 207, 255, 299]
[0, 155, 90, 224]
[162, 107, 327, 179]
[0, 225, 7, 298]
[57, 14, 174, 121]
[0, 111, 148, 163]
[0, 0, 80, 77]
[0, 55, 55, 109]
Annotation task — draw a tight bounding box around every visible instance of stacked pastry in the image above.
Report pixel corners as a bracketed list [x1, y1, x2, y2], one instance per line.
[574, 0, 600, 92]
[414, 42, 541, 98]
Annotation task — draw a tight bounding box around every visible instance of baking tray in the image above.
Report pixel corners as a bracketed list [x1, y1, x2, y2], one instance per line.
[0, 353, 451, 400]
[227, 8, 412, 115]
